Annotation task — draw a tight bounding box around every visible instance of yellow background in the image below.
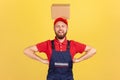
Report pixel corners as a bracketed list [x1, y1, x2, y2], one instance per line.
[0, 0, 120, 80]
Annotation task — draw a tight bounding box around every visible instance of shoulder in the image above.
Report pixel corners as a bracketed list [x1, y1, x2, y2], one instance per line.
[69, 40, 86, 53]
[36, 40, 52, 52]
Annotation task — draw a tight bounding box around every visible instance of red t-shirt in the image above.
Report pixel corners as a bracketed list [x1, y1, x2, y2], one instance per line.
[36, 38, 86, 61]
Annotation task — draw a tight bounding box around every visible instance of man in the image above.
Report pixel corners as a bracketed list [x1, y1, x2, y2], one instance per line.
[24, 17, 96, 80]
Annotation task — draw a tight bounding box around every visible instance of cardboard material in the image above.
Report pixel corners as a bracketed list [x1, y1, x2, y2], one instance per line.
[51, 4, 70, 19]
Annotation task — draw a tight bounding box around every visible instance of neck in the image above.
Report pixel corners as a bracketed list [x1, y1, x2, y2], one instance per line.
[57, 37, 66, 43]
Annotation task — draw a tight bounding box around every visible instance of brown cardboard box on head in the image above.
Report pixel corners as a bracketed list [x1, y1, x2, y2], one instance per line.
[51, 4, 70, 19]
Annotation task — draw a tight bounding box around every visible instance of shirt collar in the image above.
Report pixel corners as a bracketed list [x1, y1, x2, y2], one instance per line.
[54, 36, 67, 45]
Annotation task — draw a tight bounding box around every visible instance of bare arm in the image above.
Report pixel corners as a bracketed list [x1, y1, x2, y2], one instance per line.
[24, 46, 49, 64]
[73, 45, 96, 63]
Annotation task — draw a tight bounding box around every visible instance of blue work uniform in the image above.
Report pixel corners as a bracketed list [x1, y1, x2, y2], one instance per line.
[47, 40, 74, 80]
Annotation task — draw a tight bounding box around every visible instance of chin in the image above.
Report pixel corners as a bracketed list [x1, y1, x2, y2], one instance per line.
[57, 35, 65, 39]
[55, 32, 67, 39]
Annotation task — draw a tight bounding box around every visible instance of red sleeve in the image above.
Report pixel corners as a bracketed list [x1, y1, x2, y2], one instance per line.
[71, 40, 86, 53]
[36, 40, 50, 53]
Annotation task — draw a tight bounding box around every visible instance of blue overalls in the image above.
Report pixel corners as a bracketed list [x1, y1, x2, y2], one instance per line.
[47, 40, 74, 80]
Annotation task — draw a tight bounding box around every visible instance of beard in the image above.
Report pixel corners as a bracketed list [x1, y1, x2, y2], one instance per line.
[55, 31, 67, 39]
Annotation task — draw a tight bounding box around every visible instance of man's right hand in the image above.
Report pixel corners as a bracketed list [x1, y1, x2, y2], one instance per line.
[40, 59, 49, 64]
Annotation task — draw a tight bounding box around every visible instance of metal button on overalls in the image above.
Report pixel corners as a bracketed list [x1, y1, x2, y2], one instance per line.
[47, 40, 74, 80]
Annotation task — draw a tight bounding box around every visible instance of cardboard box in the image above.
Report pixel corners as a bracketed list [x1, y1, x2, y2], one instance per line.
[51, 4, 70, 19]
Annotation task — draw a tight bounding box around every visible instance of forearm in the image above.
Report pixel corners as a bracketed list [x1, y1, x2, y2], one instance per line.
[73, 48, 96, 63]
[78, 48, 96, 62]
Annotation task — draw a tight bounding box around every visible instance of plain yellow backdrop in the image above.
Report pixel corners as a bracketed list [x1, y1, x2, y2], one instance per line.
[0, 0, 120, 80]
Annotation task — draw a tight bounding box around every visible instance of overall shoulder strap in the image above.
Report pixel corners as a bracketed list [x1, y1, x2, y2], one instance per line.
[51, 40, 54, 49]
[67, 40, 70, 49]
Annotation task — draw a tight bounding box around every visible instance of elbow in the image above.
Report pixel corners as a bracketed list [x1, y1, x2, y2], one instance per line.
[24, 48, 29, 55]
[24, 47, 35, 56]
[92, 48, 96, 55]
